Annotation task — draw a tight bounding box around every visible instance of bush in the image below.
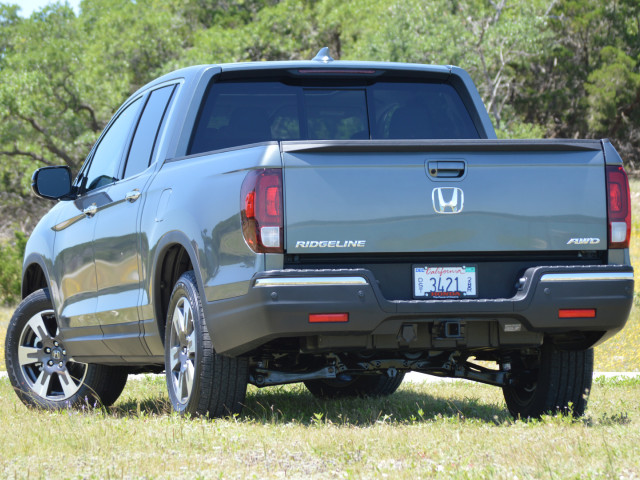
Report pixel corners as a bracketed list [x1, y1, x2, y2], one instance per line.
[0, 231, 27, 305]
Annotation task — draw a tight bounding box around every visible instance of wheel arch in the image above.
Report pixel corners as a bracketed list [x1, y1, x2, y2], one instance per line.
[21, 253, 51, 299]
[151, 232, 204, 345]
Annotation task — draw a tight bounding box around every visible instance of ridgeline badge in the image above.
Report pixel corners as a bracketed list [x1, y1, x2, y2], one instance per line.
[295, 240, 366, 248]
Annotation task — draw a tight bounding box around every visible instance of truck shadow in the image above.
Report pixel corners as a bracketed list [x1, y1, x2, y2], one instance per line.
[111, 386, 511, 425]
[240, 387, 511, 426]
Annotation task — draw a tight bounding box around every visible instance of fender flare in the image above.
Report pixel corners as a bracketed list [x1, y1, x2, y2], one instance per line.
[149, 230, 206, 327]
[21, 253, 53, 300]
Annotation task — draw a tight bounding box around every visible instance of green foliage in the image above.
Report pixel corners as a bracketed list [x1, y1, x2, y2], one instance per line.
[513, 0, 640, 169]
[496, 121, 546, 139]
[0, 0, 639, 237]
[586, 46, 640, 134]
[0, 230, 27, 305]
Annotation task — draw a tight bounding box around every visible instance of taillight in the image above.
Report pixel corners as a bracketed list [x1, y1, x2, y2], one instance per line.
[606, 165, 631, 248]
[240, 169, 284, 253]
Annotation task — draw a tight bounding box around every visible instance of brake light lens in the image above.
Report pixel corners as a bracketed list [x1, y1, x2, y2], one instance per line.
[606, 165, 631, 248]
[241, 169, 284, 253]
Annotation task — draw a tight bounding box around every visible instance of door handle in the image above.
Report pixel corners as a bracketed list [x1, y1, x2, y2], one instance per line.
[125, 190, 141, 202]
[83, 204, 97, 217]
[427, 161, 466, 179]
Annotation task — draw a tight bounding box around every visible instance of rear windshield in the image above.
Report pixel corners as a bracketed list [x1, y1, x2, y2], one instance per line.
[189, 80, 479, 154]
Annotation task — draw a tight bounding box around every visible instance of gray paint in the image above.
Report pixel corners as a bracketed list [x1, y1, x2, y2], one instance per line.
[18, 59, 631, 364]
[283, 146, 607, 253]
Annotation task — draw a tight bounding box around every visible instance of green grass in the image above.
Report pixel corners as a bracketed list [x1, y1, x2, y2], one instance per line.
[0, 376, 639, 478]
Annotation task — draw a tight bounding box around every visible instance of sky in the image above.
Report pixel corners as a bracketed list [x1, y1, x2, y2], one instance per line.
[16, 0, 81, 17]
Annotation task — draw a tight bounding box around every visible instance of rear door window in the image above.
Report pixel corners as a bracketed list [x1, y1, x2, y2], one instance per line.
[124, 84, 176, 179]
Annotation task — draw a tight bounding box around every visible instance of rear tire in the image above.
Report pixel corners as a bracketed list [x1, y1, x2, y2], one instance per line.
[503, 343, 593, 419]
[5, 288, 128, 409]
[305, 372, 405, 398]
[164, 271, 248, 418]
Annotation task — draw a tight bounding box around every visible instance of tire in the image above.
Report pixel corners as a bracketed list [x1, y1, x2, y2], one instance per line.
[4, 288, 128, 409]
[503, 343, 593, 419]
[164, 271, 248, 418]
[305, 372, 405, 398]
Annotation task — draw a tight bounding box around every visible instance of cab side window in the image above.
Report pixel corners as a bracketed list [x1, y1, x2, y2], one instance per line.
[124, 85, 176, 179]
[82, 97, 142, 192]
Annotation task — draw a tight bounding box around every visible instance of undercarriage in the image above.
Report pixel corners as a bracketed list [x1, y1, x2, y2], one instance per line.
[248, 349, 526, 388]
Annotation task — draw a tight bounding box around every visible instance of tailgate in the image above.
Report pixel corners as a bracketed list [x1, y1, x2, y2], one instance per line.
[282, 140, 607, 254]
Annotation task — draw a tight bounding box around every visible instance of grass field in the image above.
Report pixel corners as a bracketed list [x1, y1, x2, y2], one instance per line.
[0, 375, 638, 478]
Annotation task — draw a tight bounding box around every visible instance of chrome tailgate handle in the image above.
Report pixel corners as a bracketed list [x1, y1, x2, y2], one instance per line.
[427, 161, 466, 178]
[126, 190, 141, 202]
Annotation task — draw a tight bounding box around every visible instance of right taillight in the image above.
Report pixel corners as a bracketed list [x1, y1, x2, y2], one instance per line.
[240, 169, 284, 253]
[606, 164, 631, 249]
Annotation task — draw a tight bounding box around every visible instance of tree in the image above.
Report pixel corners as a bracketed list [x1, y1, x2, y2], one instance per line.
[0, 0, 189, 234]
[513, 0, 640, 168]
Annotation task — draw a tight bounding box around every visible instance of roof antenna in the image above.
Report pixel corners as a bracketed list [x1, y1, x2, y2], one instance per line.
[312, 47, 334, 63]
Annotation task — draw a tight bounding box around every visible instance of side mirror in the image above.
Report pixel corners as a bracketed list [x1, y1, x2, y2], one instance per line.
[31, 166, 73, 200]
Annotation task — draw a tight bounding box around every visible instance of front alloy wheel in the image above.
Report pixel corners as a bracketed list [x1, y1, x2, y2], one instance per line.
[5, 289, 129, 409]
[17, 308, 87, 401]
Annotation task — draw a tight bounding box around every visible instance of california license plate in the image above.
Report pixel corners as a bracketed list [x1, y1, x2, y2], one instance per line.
[413, 265, 477, 299]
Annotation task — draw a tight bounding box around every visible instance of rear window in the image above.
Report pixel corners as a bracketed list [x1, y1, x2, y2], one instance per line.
[189, 80, 479, 154]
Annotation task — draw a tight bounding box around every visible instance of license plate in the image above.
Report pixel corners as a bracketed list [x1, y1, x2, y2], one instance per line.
[413, 265, 477, 299]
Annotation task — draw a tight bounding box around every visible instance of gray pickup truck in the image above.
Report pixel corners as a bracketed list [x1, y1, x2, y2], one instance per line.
[4, 49, 634, 419]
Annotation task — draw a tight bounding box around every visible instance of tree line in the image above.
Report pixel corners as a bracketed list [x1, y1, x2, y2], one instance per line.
[0, 0, 638, 237]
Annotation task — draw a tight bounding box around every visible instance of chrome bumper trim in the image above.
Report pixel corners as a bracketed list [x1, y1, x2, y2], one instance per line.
[540, 272, 634, 283]
[254, 276, 369, 287]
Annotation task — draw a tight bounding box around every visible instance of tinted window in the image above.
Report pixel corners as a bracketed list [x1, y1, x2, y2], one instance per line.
[189, 80, 479, 155]
[189, 82, 297, 153]
[304, 89, 369, 140]
[124, 85, 176, 179]
[370, 83, 478, 139]
[84, 97, 142, 192]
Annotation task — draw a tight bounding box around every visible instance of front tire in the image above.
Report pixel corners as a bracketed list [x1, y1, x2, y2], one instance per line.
[164, 271, 248, 418]
[503, 343, 593, 419]
[305, 372, 405, 398]
[5, 289, 128, 409]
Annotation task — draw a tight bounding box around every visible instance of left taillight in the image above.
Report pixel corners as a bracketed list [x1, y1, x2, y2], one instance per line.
[240, 169, 284, 253]
[606, 164, 631, 249]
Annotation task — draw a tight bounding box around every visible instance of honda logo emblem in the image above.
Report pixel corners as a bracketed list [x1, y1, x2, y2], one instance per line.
[432, 187, 464, 214]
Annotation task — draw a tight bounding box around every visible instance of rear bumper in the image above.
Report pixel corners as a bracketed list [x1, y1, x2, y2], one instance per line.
[204, 265, 634, 356]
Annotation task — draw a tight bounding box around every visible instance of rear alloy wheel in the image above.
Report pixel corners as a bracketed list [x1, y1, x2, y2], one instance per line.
[166, 294, 197, 406]
[5, 289, 128, 409]
[305, 372, 405, 398]
[164, 271, 248, 418]
[503, 343, 593, 419]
